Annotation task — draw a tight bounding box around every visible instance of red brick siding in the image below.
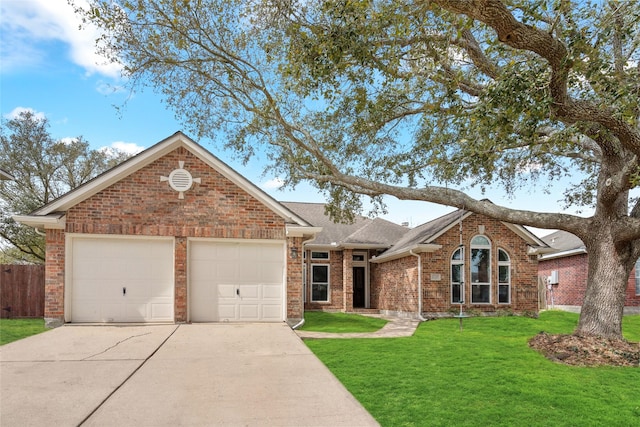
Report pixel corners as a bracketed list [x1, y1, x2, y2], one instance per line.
[287, 237, 304, 320]
[44, 229, 65, 320]
[626, 265, 640, 306]
[46, 147, 299, 323]
[370, 256, 419, 313]
[370, 214, 539, 315]
[539, 254, 640, 307]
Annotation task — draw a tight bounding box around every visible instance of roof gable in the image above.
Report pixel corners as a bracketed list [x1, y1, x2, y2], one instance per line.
[373, 209, 549, 262]
[25, 132, 310, 226]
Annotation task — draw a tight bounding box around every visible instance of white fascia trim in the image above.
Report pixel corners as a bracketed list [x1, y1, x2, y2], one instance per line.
[341, 243, 391, 250]
[186, 142, 310, 226]
[32, 135, 183, 215]
[370, 244, 442, 263]
[286, 226, 323, 238]
[30, 133, 310, 227]
[502, 223, 548, 247]
[13, 214, 66, 230]
[539, 248, 587, 260]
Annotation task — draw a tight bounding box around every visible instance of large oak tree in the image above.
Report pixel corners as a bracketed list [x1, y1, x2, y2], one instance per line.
[76, 0, 640, 339]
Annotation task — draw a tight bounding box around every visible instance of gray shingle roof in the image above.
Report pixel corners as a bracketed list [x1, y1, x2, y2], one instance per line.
[281, 202, 407, 247]
[541, 230, 585, 252]
[379, 209, 467, 258]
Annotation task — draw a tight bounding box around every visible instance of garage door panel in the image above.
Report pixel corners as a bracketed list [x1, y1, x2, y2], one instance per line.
[239, 284, 259, 299]
[262, 284, 282, 299]
[70, 237, 174, 323]
[239, 304, 259, 320]
[189, 240, 284, 322]
[261, 304, 282, 319]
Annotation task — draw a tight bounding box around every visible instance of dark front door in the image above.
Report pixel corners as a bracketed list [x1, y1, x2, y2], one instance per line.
[353, 266, 365, 308]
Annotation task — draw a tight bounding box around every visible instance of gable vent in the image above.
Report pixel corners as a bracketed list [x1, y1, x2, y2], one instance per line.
[169, 168, 193, 191]
[160, 161, 201, 199]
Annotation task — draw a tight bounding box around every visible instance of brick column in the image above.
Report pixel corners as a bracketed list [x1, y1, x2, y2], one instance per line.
[286, 237, 303, 324]
[174, 237, 187, 322]
[44, 229, 65, 327]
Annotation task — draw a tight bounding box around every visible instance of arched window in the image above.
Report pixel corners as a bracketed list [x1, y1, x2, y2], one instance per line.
[451, 247, 464, 304]
[471, 235, 491, 303]
[498, 249, 511, 304]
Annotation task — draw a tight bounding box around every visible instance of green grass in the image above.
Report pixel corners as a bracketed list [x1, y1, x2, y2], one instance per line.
[299, 311, 388, 332]
[305, 311, 640, 426]
[0, 318, 48, 345]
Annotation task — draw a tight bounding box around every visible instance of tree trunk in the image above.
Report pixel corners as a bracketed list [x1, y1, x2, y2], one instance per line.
[576, 229, 635, 340]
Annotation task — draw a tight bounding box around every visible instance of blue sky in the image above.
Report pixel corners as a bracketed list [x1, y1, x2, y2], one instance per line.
[0, 0, 608, 236]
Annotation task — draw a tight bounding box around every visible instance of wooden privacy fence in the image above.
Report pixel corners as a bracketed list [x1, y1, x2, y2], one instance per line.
[0, 264, 45, 318]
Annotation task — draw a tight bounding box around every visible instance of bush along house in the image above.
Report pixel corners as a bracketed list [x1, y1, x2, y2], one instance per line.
[15, 132, 550, 327]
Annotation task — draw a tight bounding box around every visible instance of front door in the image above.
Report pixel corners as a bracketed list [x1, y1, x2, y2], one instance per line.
[353, 266, 366, 308]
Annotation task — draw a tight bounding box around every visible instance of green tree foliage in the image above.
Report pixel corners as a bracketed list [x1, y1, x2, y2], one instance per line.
[76, 0, 639, 339]
[0, 111, 129, 263]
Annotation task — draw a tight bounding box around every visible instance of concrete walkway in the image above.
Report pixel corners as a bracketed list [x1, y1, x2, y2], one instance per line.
[295, 316, 421, 339]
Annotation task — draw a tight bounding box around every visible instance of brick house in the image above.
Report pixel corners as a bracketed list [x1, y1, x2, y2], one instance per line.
[538, 230, 640, 312]
[285, 203, 549, 317]
[16, 132, 550, 326]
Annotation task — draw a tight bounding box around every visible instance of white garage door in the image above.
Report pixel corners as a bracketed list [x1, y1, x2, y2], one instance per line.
[70, 237, 174, 323]
[189, 240, 285, 322]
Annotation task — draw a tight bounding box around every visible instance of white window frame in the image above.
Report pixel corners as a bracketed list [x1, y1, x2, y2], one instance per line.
[451, 247, 465, 304]
[470, 235, 491, 304]
[498, 248, 511, 304]
[311, 251, 330, 260]
[303, 262, 307, 303]
[311, 264, 330, 302]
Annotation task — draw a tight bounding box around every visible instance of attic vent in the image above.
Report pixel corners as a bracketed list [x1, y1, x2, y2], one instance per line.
[160, 161, 201, 199]
[169, 168, 193, 192]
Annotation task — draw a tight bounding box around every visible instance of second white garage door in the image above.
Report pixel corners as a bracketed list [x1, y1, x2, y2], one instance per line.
[189, 240, 285, 322]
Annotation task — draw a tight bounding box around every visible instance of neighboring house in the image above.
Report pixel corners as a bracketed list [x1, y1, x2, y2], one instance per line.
[286, 203, 550, 317]
[15, 132, 550, 326]
[0, 168, 14, 180]
[538, 230, 640, 312]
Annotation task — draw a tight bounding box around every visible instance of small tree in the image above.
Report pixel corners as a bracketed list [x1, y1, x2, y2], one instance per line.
[0, 110, 129, 263]
[76, 0, 639, 340]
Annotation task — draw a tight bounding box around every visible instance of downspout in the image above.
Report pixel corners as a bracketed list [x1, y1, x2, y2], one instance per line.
[409, 249, 427, 322]
[291, 234, 318, 330]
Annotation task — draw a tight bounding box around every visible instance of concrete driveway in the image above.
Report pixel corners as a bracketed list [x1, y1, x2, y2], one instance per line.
[0, 323, 378, 426]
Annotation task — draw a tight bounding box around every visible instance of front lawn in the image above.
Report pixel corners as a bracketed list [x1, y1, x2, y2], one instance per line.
[305, 311, 640, 426]
[299, 311, 388, 333]
[0, 318, 48, 345]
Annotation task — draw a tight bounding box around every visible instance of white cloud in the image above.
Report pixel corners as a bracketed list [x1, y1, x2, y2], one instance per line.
[4, 106, 46, 120]
[107, 141, 145, 155]
[262, 177, 286, 190]
[0, 0, 121, 78]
